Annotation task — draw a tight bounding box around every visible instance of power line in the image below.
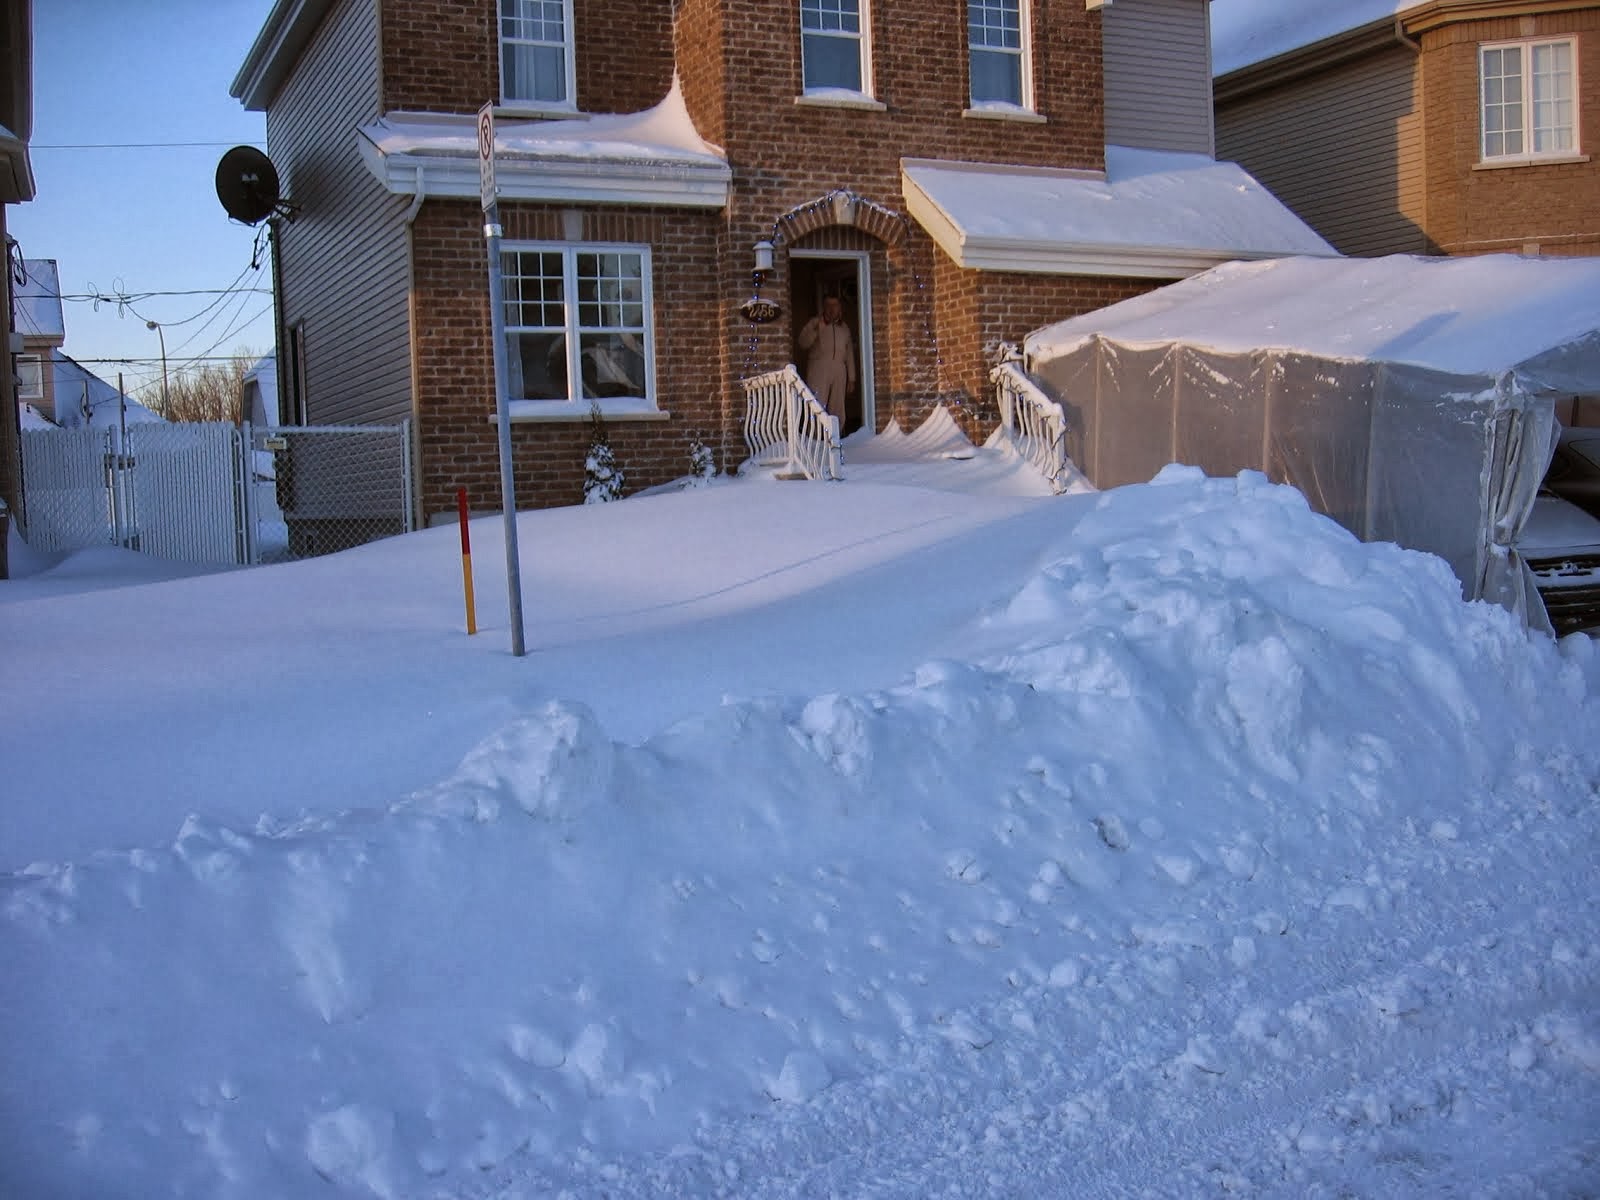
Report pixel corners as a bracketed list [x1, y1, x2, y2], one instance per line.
[31, 141, 268, 150]
[42, 288, 273, 302]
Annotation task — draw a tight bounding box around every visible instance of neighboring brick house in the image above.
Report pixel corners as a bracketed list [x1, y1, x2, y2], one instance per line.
[232, 0, 1330, 520]
[1213, 0, 1600, 261]
[12, 257, 63, 422]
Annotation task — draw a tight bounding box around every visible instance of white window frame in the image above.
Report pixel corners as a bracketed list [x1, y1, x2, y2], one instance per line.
[966, 0, 1034, 113]
[501, 242, 657, 415]
[498, 0, 578, 113]
[799, 0, 875, 99]
[16, 353, 43, 401]
[1479, 36, 1580, 164]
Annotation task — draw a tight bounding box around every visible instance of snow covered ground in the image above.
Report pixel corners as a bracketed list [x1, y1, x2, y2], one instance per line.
[2, 415, 1597, 1199]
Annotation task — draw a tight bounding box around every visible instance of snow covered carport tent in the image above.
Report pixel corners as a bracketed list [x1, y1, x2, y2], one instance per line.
[1023, 254, 1600, 631]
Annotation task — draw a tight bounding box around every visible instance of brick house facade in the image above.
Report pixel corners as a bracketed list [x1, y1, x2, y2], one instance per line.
[1216, 0, 1600, 261]
[235, 0, 1328, 521]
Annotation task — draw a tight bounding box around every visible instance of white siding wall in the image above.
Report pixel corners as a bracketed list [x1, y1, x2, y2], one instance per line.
[1102, 0, 1215, 155]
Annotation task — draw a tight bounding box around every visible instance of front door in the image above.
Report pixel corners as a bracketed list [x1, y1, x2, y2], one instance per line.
[790, 252, 874, 436]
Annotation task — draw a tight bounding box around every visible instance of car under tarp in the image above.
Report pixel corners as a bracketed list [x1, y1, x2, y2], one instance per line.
[1023, 253, 1600, 632]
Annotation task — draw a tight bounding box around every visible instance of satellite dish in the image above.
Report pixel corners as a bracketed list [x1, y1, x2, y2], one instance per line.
[215, 145, 283, 225]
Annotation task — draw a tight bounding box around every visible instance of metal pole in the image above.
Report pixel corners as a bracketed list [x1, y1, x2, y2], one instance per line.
[484, 203, 526, 657]
[146, 321, 169, 413]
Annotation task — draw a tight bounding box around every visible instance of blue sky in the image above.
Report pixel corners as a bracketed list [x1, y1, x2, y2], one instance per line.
[11, 0, 276, 399]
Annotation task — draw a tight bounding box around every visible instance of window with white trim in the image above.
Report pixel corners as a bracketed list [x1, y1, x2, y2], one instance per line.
[968, 0, 1031, 109]
[1480, 37, 1578, 161]
[502, 244, 653, 405]
[17, 354, 42, 401]
[801, 0, 871, 94]
[499, 0, 576, 108]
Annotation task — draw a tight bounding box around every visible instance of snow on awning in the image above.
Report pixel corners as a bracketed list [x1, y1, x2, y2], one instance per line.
[1024, 253, 1600, 382]
[901, 147, 1337, 280]
[359, 80, 730, 210]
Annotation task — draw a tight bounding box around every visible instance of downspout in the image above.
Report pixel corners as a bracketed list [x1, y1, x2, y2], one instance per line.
[403, 162, 426, 529]
[1393, 16, 1421, 54]
[404, 163, 428, 226]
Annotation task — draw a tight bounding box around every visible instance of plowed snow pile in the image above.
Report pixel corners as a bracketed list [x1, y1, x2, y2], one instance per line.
[3, 465, 1596, 1198]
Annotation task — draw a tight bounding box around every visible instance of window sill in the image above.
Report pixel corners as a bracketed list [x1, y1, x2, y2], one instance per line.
[962, 105, 1046, 124]
[795, 91, 887, 113]
[1474, 152, 1589, 170]
[496, 399, 669, 424]
[494, 103, 587, 121]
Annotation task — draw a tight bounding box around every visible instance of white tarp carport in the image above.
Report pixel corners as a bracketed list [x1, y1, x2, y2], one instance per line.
[1024, 254, 1600, 630]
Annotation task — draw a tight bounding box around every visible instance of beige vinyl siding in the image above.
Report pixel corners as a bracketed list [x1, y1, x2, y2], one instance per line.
[1102, 0, 1214, 155]
[267, 0, 411, 427]
[1216, 46, 1428, 257]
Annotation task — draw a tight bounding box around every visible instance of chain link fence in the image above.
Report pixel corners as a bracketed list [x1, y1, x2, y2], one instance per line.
[247, 425, 414, 563]
[21, 422, 413, 566]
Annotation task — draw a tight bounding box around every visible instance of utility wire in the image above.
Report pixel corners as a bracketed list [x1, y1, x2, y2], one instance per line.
[31, 141, 268, 150]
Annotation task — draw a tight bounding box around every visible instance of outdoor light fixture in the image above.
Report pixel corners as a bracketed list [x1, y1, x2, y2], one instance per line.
[752, 240, 775, 277]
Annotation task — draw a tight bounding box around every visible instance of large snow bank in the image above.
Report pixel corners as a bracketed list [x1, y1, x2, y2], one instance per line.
[2, 468, 1595, 1198]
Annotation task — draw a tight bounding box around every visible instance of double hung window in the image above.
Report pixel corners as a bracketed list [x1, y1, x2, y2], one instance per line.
[968, 0, 1030, 109]
[17, 354, 42, 402]
[502, 245, 653, 406]
[500, 0, 576, 108]
[801, 0, 871, 94]
[1480, 38, 1578, 162]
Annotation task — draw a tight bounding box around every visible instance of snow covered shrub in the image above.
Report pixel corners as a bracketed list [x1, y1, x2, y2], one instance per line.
[687, 434, 717, 487]
[583, 400, 625, 504]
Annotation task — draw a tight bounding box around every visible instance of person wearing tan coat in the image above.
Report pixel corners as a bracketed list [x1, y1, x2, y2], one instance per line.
[797, 295, 856, 424]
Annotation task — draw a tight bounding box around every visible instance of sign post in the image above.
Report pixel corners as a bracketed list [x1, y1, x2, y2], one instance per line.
[479, 102, 526, 657]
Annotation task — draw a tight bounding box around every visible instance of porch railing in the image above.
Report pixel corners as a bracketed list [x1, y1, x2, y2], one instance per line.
[741, 364, 843, 481]
[991, 354, 1069, 494]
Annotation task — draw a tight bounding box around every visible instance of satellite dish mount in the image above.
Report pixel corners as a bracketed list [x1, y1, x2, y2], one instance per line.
[215, 145, 298, 225]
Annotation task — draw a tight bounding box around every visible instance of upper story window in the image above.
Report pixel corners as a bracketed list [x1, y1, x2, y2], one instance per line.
[17, 354, 42, 401]
[801, 0, 872, 95]
[500, 0, 576, 109]
[1480, 37, 1578, 162]
[969, 0, 1031, 109]
[503, 244, 654, 407]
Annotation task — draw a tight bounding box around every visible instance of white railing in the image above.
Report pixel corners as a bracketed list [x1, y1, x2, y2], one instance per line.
[991, 356, 1069, 494]
[741, 364, 843, 481]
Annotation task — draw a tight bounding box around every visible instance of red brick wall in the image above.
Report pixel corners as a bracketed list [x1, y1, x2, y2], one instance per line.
[410, 199, 724, 516]
[680, 0, 1108, 442]
[380, 0, 674, 114]
[1418, 10, 1600, 256]
[928, 265, 1154, 442]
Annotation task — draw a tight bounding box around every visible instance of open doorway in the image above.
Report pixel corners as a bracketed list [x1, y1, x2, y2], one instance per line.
[790, 251, 875, 436]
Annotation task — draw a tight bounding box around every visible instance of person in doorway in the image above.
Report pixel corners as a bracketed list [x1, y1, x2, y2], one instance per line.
[797, 294, 856, 424]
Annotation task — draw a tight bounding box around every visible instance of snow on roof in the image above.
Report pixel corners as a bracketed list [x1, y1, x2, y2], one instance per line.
[15, 259, 65, 341]
[901, 147, 1336, 280]
[242, 352, 278, 426]
[1211, 0, 1424, 76]
[50, 351, 163, 429]
[359, 78, 730, 208]
[1026, 253, 1600, 379]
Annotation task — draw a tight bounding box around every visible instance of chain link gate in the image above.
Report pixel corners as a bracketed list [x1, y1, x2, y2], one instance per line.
[21, 422, 414, 567]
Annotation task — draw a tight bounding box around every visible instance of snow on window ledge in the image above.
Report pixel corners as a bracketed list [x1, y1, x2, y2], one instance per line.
[1473, 152, 1589, 171]
[962, 104, 1045, 124]
[495, 103, 588, 122]
[499, 398, 669, 423]
[795, 90, 887, 112]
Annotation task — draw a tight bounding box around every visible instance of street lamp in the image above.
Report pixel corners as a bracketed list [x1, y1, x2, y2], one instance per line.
[146, 320, 169, 413]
